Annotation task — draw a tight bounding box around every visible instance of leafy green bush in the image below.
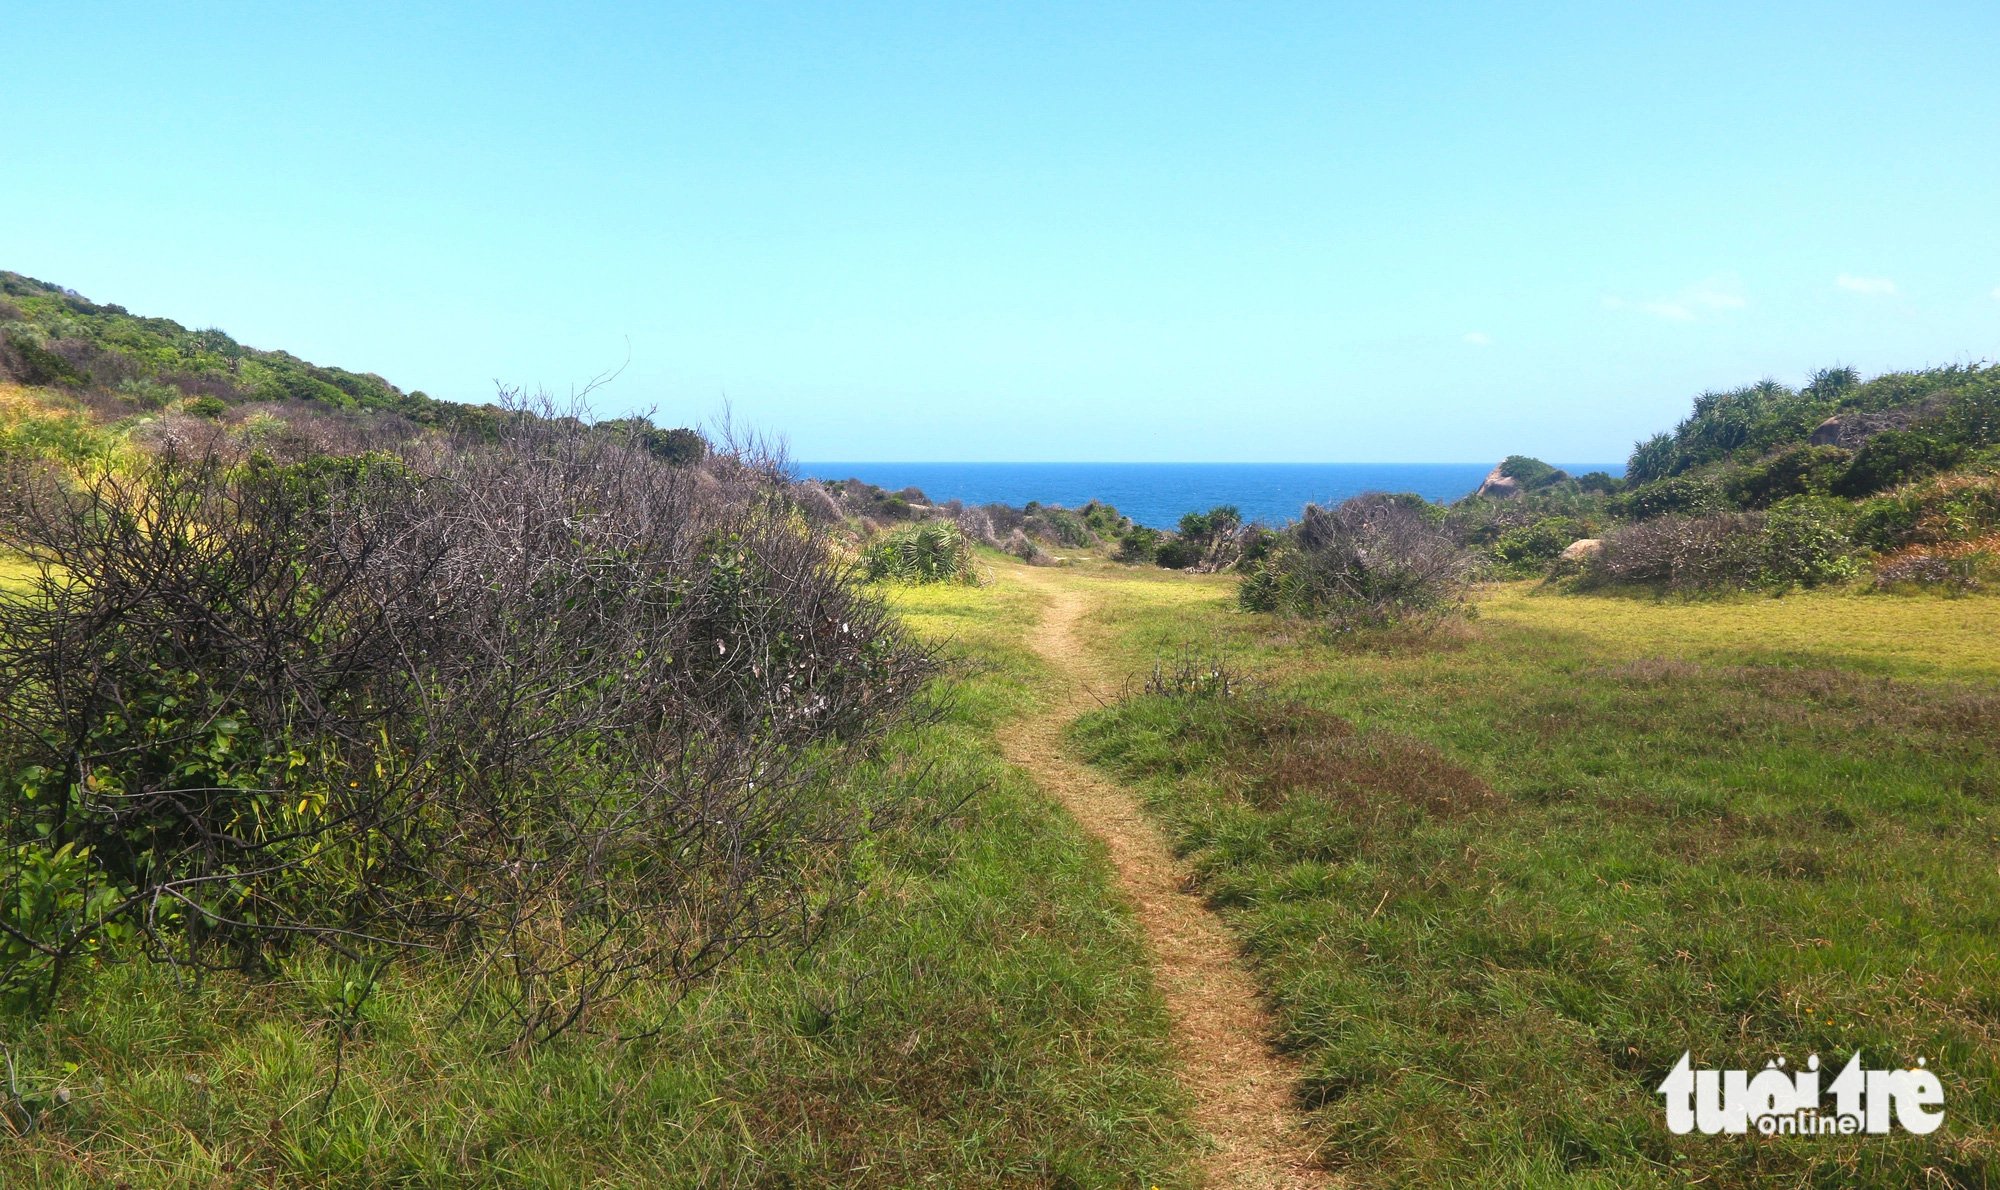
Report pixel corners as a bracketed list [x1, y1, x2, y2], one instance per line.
[1146, 506, 1249, 571]
[1724, 444, 1850, 507]
[0, 839, 134, 1015]
[116, 377, 180, 410]
[1761, 496, 1860, 588]
[863, 521, 978, 584]
[1626, 433, 1678, 486]
[1, 332, 86, 389]
[1616, 473, 1725, 520]
[1115, 525, 1162, 564]
[1621, 364, 1998, 493]
[1835, 430, 1964, 497]
[1030, 506, 1093, 547]
[0, 410, 119, 470]
[1153, 536, 1202, 569]
[1491, 515, 1590, 572]
[1852, 476, 2000, 551]
[1077, 499, 1130, 539]
[599, 416, 706, 465]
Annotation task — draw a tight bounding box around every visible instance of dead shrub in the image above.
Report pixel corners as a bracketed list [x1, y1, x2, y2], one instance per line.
[1239, 494, 1473, 631]
[1585, 513, 1769, 592]
[0, 396, 933, 1036]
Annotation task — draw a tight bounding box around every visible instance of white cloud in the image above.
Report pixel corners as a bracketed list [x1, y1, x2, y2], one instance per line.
[1991, 285, 2000, 301]
[1836, 273, 1898, 296]
[1463, 331, 1493, 347]
[1603, 276, 1747, 323]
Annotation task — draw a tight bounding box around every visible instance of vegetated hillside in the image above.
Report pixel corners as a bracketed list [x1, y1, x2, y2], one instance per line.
[0, 270, 446, 423]
[0, 269, 706, 460]
[1448, 364, 2000, 594]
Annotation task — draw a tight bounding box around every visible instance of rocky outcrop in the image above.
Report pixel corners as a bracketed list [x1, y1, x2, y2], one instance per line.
[1474, 465, 1521, 499]
[1808, 405, 1931, 450]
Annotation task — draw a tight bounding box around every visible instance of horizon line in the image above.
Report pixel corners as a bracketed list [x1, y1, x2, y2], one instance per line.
[796, 459, 1628, 468]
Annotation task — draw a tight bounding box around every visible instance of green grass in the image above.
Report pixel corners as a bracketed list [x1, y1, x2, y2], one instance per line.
[1072, 574, 2000, 1186]
[0, 555, 34, 593]
[0, 577, 1197, 1187]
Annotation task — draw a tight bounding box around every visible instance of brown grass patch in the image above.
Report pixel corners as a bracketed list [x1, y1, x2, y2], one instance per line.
[1253, 727, 1500, 817]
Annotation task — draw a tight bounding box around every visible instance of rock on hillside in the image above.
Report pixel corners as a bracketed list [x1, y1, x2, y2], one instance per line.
[1474, 464, 1521, 499]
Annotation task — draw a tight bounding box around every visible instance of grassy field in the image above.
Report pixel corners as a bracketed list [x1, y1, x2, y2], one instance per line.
[1072, 570, 2000, 1186]
[9, 538, 1998, 1186]
[0, 555, 33, 592]
[0, 575, 1199, 1187]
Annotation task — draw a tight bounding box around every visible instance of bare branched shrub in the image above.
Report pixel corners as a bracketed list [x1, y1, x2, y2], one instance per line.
[792, 479, 847, 526]
[0, 400, 931, 1035]
[1583, 512, 1769, 592]
[1238, 494, 1471, 631]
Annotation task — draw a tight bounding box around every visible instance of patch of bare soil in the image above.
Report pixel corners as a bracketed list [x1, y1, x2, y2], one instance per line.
[994, 567, 1329, 1188]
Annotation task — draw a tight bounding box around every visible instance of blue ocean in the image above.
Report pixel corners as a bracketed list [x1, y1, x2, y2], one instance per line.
[798, 462, 1624, 530]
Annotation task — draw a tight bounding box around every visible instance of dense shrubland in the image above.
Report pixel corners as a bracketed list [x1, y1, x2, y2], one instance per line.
[1222, 364, 2000, 628]
[1573, 364, 2000, 592]
[0, 400, 929, 1038]
[1424, 364, 2000, 599]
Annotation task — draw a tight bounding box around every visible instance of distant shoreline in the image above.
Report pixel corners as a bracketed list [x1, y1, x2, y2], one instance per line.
[799, 460, 1626, 529]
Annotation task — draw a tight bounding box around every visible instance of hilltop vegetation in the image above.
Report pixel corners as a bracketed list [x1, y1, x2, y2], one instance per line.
[2, 270, 446, 424]
[1245, 364, 2000, 631]
[0, 270, 706, 463]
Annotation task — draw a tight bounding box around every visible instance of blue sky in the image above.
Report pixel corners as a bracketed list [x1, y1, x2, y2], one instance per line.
[8, 2, 1998, 462]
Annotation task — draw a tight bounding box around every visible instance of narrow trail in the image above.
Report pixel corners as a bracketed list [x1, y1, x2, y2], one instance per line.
[993, 566, 1328, 1189]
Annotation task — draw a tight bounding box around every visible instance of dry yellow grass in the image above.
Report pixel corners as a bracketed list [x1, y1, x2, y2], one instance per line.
[1480, 580, 2000, 680]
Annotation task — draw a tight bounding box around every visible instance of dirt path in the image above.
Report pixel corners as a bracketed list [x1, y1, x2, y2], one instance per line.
[994, 566, 1328, 1188]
